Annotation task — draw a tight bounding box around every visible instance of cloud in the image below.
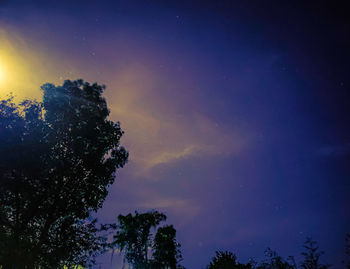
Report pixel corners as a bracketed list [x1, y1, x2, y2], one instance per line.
[137, 197, 201, 222]
[105, 64, 248, 178]
[146, 145, 200, 168]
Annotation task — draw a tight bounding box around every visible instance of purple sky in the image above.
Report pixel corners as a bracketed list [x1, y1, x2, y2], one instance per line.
[0, 1, 349, 268]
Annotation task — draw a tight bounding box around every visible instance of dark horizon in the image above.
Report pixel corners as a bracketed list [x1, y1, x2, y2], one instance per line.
[0, 1, 349, 268]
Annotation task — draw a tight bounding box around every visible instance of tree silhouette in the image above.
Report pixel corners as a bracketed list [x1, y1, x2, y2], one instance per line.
[112, 211, 167, 269]
[256, 248, 295, 269]
[207, 251, 252, 269]
[300, 237, 330, 269]
[152, 225, 183, 269]
[0, 80, 128, 268]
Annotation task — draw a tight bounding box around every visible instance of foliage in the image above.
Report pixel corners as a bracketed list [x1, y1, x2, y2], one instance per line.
[112, 211, 184, 269]
[207, 251, 252, 269]
[207, 236, 333, 269]
[256, 248, 295, 269]
[299, 237, 330, 269]
[0, 80, 128, 268]
[152, 225, 183, 269]
[112, 211, 166, 268]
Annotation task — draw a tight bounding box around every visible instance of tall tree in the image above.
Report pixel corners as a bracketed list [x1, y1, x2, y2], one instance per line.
[300, 237, 330, 269]
[113, 211, 166, 269]
[152, 225, 183, 269]
[0, 80, 128, 268]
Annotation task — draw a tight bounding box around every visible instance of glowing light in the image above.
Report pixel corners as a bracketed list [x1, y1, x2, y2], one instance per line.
[0, 31, 45, 99]
[0, 64, 4, 82]
[0, 29, 78, 100]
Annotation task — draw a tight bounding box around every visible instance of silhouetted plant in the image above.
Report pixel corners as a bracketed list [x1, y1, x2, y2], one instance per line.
[152, 225, 183, 269]
[112, 211, 167, 269]
[207, 251, 252, 269]
[300, 237, 330, 269]
[256, 248, 295, 269]
[0, 80, 128, 268]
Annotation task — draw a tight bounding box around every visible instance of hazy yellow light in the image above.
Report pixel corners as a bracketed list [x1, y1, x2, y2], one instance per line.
[0, 64, 4, 82]
[0, 61, 8, 95]
[0, 32, 44, 100]
[0, 29, 79, 100]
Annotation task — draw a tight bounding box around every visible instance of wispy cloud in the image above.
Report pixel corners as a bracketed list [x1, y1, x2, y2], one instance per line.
[106, 64, 249, 177]
[137, 197, 201, 222]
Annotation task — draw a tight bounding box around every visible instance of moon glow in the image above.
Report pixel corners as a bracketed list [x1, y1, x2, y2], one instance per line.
[0, 64, 4, 83]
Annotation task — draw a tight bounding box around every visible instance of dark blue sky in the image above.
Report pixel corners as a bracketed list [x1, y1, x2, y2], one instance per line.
[0, 0, 349, 268]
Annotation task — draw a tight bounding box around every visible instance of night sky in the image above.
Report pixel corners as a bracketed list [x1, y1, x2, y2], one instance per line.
[1, 1, 350, 268]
